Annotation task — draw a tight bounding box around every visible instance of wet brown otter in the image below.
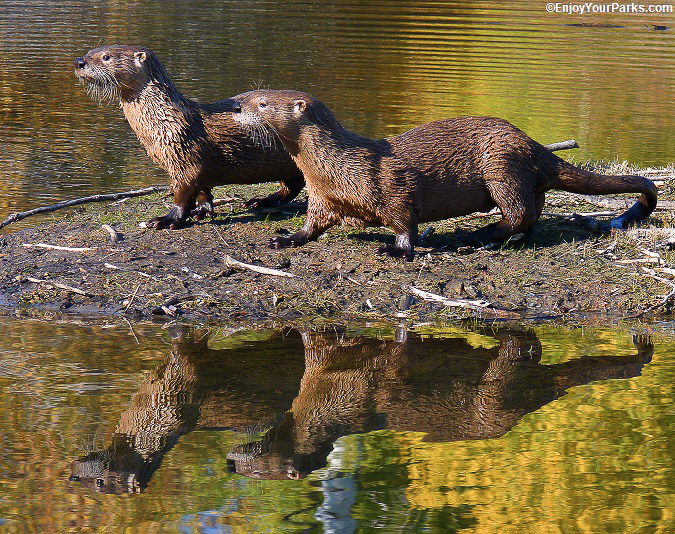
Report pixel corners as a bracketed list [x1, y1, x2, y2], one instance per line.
[232, 90, 657, 260]
[74, 45, 304, 229]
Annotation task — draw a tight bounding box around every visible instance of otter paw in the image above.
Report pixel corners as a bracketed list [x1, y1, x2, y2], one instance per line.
[146, 215, 185, 230]
[244, 196, 282, 210]
[190, 204, 213, 222]
[376, 245, 413, 261]
[269, 236, 294, 249]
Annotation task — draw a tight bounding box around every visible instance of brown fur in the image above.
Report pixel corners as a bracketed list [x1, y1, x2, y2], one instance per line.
[74, 45, 304, 229]
[233, 90, 657, 259]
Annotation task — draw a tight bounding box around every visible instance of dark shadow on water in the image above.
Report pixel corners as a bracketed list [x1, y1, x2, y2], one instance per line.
[69, 325, 653, 494]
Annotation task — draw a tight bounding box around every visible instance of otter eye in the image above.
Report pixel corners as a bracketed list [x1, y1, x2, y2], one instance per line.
[258, 101, 268, 110]
[102, 54, 111, 61]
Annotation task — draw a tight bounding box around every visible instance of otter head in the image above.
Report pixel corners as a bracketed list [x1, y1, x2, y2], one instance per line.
[232, 90, 341, 156]
[74, 44, 173, 103]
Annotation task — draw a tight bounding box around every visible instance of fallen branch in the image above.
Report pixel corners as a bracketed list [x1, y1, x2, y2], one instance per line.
[0, 185, 168, 230]
[17, 276, 94, 297]
[22, 243, 95, 252]
[542, 210, 615, 219]
[224, 255, 295, 278]
[406, 286, 519, 318]
[213, 196, 242, 207]
[544, 139, 579, 151]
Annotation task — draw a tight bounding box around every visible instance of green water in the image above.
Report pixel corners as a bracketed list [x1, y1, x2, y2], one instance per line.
[0, 0, 673, 220]
[0, 317, 672, 532]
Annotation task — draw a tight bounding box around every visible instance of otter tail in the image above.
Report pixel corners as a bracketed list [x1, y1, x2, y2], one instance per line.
[552, 160, 657, 228]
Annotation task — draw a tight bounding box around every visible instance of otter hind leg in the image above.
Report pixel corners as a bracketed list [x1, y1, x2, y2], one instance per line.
[468, 184, 540, 245]
[245, 174, 305, 209]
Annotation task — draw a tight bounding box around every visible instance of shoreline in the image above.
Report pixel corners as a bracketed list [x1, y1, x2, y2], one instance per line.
[1, 164, 673, 326]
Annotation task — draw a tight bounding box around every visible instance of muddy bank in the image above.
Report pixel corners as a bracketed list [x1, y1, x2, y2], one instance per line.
[1, 165, 674, 324]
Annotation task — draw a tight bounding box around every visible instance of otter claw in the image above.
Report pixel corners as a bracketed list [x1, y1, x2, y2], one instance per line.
[376, 245, 413, 261]
[269, 236, 292, 249]
[190, 205, 213, 221]
[147, 216, 185, 230]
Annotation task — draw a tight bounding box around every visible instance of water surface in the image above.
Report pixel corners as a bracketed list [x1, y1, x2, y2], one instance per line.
[0, 317, 672, 531]
[0, 0, 672, 220]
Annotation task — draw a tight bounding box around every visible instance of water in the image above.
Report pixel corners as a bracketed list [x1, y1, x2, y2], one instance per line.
[0, 0, 672, 220]
[0, 317, 672, 532]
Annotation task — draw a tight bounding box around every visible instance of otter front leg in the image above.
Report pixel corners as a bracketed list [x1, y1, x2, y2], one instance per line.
[190, 189, 214, 221]
[245, 174, 305, 209]
[269, 201, 338, 249]
[147, 184, 198, 230]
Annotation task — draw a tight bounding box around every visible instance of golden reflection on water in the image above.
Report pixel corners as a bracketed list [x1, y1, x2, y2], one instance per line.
[0, 0, 672, 218]
[0, 318, 672, 531]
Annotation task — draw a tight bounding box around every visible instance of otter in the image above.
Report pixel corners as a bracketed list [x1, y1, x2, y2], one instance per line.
[232, 90, 657, 260]
[74, 45, 304, 229]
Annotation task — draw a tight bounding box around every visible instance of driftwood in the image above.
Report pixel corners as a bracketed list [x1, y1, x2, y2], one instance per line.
[544, 139, 579, 151]
[0, 186, 168, 230]
[16, 275, 94, 297]
[406, 286, 519, 318]
[223, 255, 295, 278]
[22, 243, 95, 252]
[0, 140, 580, 231]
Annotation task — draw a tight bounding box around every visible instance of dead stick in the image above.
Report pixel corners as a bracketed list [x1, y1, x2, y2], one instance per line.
[0, 185, 168, 230]
[124, 283, 143, 312]
[18, 276, 94, 297]
[544, 139, 579, 151]
[407, 286, 519, 318]
[224, 255, 295, 278]
[22, 243, 95, 252]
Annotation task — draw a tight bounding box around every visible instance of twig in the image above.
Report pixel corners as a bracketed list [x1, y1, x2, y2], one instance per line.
[213, 196, 242, 207]
[0, 185, 168, 230]
[544, 139, 579, 151]
[123, 317, 141, 344]
[542, 210, 615, 218]
[617, 258, 661, 265]
[124, 283, 143, 312]
[641, 267, 675, 287]
[17, 276, 94, 297]
[22, 243, 95, 252]
[104, 262, 161, 282]
[406, 285, 519, 318]
[224, 255, 295, 278]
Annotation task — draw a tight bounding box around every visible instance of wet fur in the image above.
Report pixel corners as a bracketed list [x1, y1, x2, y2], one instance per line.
[74, 45, 304, 229]
[233, 90, 657, 260]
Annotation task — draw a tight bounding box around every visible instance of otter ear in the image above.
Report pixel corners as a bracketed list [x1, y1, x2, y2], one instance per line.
[293, 99, 306, 114]
[133, 51, 147, 67]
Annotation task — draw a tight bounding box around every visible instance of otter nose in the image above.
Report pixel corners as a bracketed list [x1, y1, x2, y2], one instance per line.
[232, 102, 242, 113]
[75, 57, 86, 69]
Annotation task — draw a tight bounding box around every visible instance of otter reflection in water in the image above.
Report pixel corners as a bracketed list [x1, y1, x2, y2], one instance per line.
[70, 327, 652, 492]
[69, 328, 307, 493]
